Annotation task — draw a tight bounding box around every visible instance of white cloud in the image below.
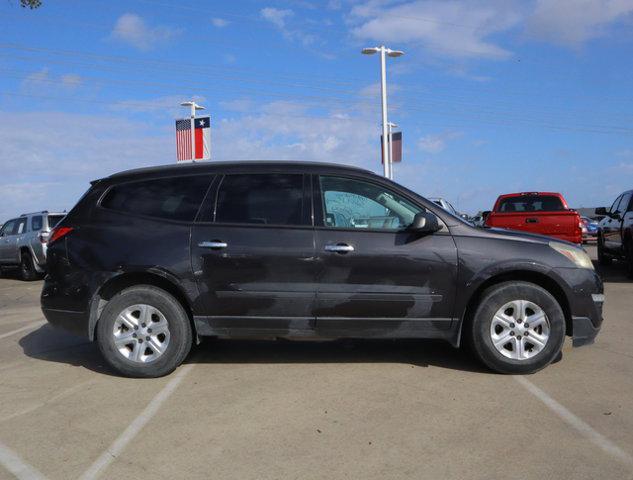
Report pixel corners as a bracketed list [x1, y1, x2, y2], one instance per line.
[21, 68, 82, 92]
[60, 74, 82, 88]
[110, 95, 206, 115]
[418, 131, 462, 153]
[260, 7, 318, 46]
[261, 7, 293, 28]
[211, 17, 230, 28]
[350, 0, 522, 59]
[526, 0, 633, 47]
[111, 13, 179, 51]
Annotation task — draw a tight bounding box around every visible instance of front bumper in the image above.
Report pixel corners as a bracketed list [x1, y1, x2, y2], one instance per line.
[572, 316, 600, 346]
[553, 267, 603, 347]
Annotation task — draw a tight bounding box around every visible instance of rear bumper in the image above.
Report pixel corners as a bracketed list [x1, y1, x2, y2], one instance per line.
[41, 307, 90, 338]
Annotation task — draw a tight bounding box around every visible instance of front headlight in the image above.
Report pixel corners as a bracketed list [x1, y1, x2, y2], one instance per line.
[549, 241, 594, 269]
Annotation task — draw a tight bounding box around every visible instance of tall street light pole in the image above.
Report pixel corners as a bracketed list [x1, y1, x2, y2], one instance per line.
[362, 45, 404, 179]
[387, 121, 397, 180]
[181, 101, 205, 162]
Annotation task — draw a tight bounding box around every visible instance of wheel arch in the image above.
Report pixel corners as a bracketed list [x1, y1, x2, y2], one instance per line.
[458, 270, 572, 347]
[88, 271, 197, 342]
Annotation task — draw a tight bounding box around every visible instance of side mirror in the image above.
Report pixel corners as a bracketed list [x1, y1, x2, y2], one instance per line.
[595, 207, 607, 216]
[482, 210, 491, 219]
[409, 212, 441, 233]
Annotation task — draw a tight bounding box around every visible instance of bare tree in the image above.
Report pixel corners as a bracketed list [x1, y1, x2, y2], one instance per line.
[20, 0, 42, 8]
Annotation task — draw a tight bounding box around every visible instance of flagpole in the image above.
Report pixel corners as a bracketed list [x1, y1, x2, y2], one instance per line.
[190, 103, 196, 163]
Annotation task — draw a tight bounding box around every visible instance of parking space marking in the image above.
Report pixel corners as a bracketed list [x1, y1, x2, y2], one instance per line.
[515, 376, 633, 470]
[0, 380, 94, 423]
[78, 364, 194, 480]
[0, 440, 47, 480]
[0, 321, 46, 341]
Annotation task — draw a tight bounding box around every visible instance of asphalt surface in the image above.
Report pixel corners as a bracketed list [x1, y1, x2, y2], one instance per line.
[0, 245, 632, 480]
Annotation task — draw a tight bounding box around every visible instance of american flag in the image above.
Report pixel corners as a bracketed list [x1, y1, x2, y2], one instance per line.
[175, 119, 192, 161]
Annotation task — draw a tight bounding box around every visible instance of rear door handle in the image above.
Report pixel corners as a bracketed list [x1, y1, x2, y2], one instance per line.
[526, 218, 539, 223]
[324, 243, 354, 253]
[198, 241, 228, 249]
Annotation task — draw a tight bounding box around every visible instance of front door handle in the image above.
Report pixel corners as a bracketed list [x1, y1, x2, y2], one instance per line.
[198, 241, 228, 249]
[526, 218, 539, 224]
[324, 243, 354, 253]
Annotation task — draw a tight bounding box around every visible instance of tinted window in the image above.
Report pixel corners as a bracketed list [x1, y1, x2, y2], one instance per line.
[31, 216, 43, 231]
[615, 193, 632, 215]
[47, 215, 64, 228]
[16, 218, 27, 234]
[320, 176, 422, 230]
[102, 175, 211, 221]
[215, 174, 305, 226]
[609, 195, 622, 214]
[498, 195, 564, 212]
[0, 219, 17, 236]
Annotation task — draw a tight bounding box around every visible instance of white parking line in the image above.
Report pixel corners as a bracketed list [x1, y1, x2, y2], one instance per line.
[0, 440, 47, 480]
[0, 321, 46, 341]
[78, 364, 194, 480]
[0, 380, 94, 423]
[515, 376, 633, 470]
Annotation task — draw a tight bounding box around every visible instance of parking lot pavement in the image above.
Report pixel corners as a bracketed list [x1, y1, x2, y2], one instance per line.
[0, 245, 632, 480]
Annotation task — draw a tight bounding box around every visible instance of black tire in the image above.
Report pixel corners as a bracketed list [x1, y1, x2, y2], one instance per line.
[96, 285, 193, 378]
[469, 281, 566, 374]
[597, 235, 611, 266]
[20, 252, 39, 281]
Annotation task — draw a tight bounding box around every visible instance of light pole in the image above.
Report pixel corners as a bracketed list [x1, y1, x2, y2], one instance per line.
[362, 46, 404, 179]
[181, 101, 205, 162]
[387, 121, 397, 180]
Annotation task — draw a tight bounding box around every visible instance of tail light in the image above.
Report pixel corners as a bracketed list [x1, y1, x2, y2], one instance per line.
[47, 226, 73, 246]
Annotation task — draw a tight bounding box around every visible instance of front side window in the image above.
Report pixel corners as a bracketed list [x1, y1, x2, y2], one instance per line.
[101, 175, 212, 221]
[215, 174, 305, 226]
[320, 176, 422, 231]
[615, 193, 632, 216]
[31, 216, 43, 231]
[0, 219, 17, 236]
[609, 195, 622, 214]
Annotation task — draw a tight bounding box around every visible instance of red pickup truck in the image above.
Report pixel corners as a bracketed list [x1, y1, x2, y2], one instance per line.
[485, 192, 582, 244]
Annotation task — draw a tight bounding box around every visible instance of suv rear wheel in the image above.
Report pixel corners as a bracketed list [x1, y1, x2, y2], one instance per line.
[96, 285, 193, 378]
[20, 251, 39, 281]
[469, 281, 565, 374]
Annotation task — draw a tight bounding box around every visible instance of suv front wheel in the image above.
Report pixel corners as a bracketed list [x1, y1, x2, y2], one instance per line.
[96, 285, 193, 378]
[469, 281, 565, 374]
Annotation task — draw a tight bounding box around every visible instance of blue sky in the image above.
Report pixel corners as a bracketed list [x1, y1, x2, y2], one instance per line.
[1, 0, 633, 221]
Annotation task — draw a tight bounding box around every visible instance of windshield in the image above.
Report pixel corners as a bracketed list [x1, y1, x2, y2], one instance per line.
[498, 195, 564, 212]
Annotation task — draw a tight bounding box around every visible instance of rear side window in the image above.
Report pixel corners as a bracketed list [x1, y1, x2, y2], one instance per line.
[47, 215, 64, 228]
[31, 216, 43, 231]
[498, 195, 564, 212]
[101, 175, 212, 221]
[215, 174, 305, 226]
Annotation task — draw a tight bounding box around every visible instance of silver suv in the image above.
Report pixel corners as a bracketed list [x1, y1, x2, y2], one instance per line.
[0, 211, 65, 280]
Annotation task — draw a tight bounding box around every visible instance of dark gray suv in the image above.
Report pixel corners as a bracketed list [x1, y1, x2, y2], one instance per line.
[41, 161, 603, 377]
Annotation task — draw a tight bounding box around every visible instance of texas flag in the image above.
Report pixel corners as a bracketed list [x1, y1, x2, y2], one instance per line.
[175, 116, 211, 161]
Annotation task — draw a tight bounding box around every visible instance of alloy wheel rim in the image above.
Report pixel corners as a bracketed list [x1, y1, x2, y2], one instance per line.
[112, 304, 170, 363]
[489, 300, 550, 360]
